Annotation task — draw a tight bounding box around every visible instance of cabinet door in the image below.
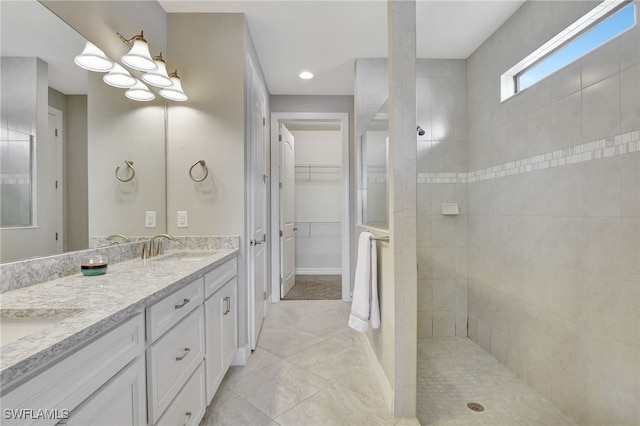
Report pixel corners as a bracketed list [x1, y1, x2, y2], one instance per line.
[64, 357, 146, 426]
[221, 278, 237, 370]
[204, 289, 224, 403]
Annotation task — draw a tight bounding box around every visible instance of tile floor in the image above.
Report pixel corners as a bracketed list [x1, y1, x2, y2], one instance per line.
[201, 300, 418, 425]
[417, 338, 576, 425]
[201, 301, 576, 426]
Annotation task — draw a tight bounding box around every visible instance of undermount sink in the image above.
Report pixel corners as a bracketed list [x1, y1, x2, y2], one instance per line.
[0, 309, 83, 346]
[151, 251, 218, 262]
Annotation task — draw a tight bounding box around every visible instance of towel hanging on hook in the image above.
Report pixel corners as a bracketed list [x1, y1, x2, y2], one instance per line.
[115, 160, 135, 182]
[189, 160, 208, 182]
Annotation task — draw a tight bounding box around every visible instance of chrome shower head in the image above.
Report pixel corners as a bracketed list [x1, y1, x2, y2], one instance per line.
[417, 125, 425, 136]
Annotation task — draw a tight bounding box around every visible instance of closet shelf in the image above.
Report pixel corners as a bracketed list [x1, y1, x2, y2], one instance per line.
[294, 164, 342, 183]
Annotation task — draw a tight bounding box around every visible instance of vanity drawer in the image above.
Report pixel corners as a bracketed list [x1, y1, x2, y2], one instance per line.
[2, 314, 144, 426]
[146, 305, 205, 424]
[204, 258, 237, 299]
[153, 362, 206, 426]
[146, 277, 204, 343]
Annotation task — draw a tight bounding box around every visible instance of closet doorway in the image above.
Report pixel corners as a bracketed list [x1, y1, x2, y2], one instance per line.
[270, 113, 350, 302]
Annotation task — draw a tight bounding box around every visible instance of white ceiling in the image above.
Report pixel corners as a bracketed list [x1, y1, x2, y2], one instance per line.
[1, 0, 525, 96]
[158, 0, 525, 95]
[1, 0, 88, 95]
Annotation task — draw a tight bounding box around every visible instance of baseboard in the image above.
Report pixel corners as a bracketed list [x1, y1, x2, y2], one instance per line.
[358, 333, 394, 414]
[295, 268, 341, 275]
[231, 342, 250, 366]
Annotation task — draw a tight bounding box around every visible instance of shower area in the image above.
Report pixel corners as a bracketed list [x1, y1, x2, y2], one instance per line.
[356, 1, 639, 425]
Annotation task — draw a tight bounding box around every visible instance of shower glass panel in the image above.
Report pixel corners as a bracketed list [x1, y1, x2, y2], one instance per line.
[359, 100, 389, 229]
[0, 126, 33, 227]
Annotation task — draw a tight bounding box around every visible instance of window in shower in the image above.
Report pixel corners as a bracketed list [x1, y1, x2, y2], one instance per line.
[0, 126, 34, 227]
[501, 0, 636, 101]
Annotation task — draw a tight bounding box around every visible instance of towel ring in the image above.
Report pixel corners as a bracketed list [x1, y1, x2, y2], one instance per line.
[115, 160, 135, 182]
[189, 160, 208, 182]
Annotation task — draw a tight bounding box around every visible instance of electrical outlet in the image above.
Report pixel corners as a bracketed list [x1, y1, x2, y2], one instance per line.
[177, 211, 188, 228]
[145, 211, 156, 228]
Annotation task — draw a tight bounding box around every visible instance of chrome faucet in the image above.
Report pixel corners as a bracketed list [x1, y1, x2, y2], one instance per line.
[150, 233, 175, 257]
[106, 234, 130, 245]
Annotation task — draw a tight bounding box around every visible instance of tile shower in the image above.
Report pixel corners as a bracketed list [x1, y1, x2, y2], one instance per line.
[416, 1, 639, 424]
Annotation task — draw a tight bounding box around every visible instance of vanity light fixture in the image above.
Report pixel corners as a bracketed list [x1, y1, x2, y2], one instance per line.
[103, 63, 136, 88]
[159, 70, 188, 101]
[125, 79, 155, 102]
[299, 71, 314, 80]
[141, 53, 173, 88]
[74, 41, 113, 72]
[118, 31, 157, 72]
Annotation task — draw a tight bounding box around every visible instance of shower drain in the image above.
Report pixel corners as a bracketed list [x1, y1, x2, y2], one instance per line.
[467, 402, 485, 412]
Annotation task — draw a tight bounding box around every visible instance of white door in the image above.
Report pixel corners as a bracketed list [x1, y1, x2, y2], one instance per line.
[48, 107, 63, 254]
[279, 124, 296, 298]
[248, 60, 267, 350]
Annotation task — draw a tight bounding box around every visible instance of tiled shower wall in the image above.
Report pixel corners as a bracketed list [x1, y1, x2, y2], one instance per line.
[417, 59, 468, 339]
[466, 1, 639, 424]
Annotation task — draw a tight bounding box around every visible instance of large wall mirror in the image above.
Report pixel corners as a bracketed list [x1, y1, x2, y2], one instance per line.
[0, 0, 167, 264]
[359, 100, 389, 230]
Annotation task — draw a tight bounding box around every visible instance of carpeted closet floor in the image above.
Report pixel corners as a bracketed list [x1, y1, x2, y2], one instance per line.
[283, 275, 342, 300]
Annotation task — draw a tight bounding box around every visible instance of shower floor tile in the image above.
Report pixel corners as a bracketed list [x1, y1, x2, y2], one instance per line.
[417, 337, 576, 425]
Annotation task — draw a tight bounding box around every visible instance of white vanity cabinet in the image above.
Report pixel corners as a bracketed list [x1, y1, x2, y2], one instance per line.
[63, 357, 146, 426]
[203, 258, 238, 402]
[1, 314, 145, 426]
[145, 278, 205, 425]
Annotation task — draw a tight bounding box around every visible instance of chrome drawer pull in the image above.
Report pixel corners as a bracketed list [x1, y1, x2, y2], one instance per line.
[174, 298, 190, 309]
[183, 411, 192, 426]
[175, 347, 191, 361]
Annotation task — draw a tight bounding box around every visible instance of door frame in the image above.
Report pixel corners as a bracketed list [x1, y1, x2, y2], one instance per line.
[48, 106, 64, 253]
[245, 54, 268, 353]
[269, 112, 350, 302]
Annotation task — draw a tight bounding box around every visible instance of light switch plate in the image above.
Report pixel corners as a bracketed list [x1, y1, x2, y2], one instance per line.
[177, 211, 188, 228]
[145, 211, 156, 228]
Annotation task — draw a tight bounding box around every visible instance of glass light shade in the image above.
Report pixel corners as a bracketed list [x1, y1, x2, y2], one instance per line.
[121, 36, 157, 71]
[141, 54, 173, 87]
[103, 63, 136, 88]
[125, 80, 155, 102]
[159, 71, 188, 101]
[74, 41, 113, 72]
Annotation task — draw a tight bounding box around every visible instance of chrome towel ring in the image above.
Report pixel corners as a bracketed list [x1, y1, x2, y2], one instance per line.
[115, 160, 135, 182]
[189, 160, 208, 182]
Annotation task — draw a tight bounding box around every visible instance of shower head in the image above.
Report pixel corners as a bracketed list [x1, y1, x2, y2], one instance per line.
[417, 125, 425, 136]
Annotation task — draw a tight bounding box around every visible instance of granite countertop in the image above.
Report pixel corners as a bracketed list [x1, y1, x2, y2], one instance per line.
[0, 248, 238, 387]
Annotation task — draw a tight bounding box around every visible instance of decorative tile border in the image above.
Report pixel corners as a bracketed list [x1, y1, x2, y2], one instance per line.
[418, 130, 639, 184]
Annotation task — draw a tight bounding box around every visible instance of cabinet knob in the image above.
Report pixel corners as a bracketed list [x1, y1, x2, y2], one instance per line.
[183, 411, 193, 426]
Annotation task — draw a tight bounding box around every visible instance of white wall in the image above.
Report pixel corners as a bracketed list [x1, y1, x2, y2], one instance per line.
[87, 72, 166, 238]
[293, 130, 342, 274]
[166, 12, 270, 357]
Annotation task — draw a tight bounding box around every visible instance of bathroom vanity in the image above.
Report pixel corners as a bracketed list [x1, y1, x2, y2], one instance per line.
[0, 248, 238, 425]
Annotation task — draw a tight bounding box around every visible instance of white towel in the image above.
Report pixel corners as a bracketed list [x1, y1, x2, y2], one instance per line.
[349, 231, 380, 332]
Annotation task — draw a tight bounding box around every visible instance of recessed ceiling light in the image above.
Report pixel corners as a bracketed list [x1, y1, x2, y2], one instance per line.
[299, 71, 314, 80]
